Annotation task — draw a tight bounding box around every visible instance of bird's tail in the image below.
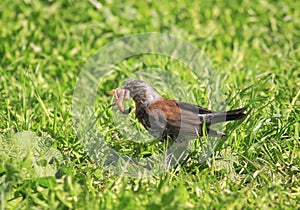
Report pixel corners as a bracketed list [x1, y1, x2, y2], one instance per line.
[208, 107, 250, 125]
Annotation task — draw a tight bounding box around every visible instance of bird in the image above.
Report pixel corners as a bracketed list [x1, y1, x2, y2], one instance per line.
[109, 80, 250, 143]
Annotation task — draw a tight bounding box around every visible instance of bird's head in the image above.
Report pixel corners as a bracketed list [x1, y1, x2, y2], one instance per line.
[125, 80, 161, 106]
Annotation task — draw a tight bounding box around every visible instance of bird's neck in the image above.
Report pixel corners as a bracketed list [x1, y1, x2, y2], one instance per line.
[133, 90, 161, 107]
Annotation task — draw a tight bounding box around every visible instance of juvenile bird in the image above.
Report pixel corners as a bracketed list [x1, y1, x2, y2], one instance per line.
[110, 80, 249, 142]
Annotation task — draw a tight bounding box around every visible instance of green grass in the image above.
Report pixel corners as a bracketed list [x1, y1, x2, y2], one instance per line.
[1, 0, 299, 209]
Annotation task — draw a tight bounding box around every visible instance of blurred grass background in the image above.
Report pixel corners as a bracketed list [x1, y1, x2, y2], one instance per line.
[0, 0, 299, 209]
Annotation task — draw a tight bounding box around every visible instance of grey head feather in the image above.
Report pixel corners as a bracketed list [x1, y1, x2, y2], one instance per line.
[125, 80, 161, 105]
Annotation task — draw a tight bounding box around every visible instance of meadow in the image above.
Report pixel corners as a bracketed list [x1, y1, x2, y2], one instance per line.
[0, 0, 299, 209]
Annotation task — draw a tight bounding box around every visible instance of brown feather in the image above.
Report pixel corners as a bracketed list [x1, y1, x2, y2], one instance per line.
[110, 80, 250, 141]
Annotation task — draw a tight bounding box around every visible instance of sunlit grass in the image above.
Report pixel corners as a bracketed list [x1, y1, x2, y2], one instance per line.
[0, 0, 299, 209]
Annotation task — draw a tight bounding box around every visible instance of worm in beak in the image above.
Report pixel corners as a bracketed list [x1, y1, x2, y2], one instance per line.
[109, 87, 131, 114]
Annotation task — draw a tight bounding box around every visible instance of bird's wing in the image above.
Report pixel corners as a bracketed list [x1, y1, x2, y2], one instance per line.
[147, 99, 205, 137]
[176, 101, 209, 131]
[147, 99, 179, 132]
[176, 101, 213, 114]
[146, 99, 249, 139]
